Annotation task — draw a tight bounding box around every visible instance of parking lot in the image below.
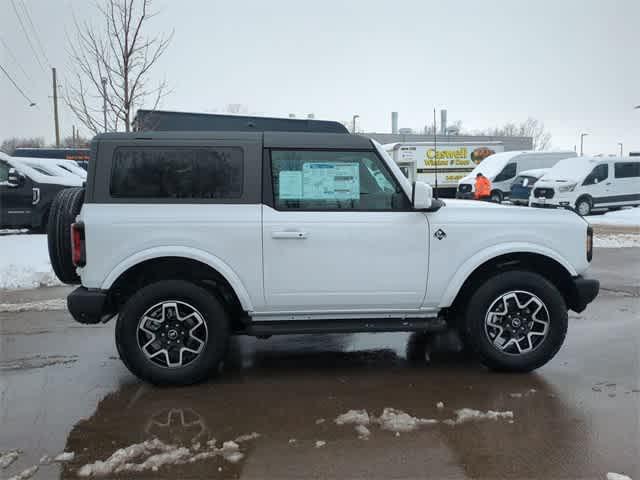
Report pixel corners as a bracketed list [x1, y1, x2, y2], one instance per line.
[1, 237, 638, 480]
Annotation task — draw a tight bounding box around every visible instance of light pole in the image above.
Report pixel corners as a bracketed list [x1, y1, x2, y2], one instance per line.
[580, 133, 589, 156]
[618, 142, 623, 157]
[101, 77, 108, 133]
[352, 114, 359, 134]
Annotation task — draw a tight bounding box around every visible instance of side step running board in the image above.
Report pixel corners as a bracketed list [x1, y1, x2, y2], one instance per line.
[242, 317, 447, 336]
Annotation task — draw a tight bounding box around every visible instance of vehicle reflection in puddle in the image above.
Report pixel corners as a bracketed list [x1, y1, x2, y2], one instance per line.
[59, 333, 594, 479]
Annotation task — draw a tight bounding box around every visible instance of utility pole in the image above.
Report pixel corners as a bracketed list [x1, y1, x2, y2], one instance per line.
[101, 77, 108, 132]
[618, 142, 623, 157]
[352, 114, 359, 134]
[52, 68, 60, 147]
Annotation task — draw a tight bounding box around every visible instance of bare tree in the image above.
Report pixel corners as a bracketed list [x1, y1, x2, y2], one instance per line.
[1, 137, 45, 154]
[475, 118, 552, 150]
[65, 0, 173, 134]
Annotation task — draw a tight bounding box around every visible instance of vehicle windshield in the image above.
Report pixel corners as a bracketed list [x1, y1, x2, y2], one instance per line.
[541, 158, 594, 182]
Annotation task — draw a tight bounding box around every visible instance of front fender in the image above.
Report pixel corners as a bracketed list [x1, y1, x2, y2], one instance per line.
[438, 242, 578, 308]
[101, 246, 254, 312]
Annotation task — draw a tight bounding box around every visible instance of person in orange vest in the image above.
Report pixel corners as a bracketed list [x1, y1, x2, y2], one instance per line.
[474, 173, 492, 201]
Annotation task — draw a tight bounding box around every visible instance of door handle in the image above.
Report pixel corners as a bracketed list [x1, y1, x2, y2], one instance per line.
[272, 230, 307, 239]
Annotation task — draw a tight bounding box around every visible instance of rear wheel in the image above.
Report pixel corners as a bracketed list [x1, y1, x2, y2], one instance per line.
[465, 270, 567, 372]
[575, 196, 592, 216]
[115, 280, 230, 385]
[490, 190, 503, 203]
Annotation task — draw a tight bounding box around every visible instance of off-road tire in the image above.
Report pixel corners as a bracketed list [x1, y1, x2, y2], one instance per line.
[47, 187, 84, 284]
[115, 280, 230, 385]
[465, 270, 568, 372]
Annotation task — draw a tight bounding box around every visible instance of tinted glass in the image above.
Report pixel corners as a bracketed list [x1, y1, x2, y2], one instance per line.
[0, 161, 9, 182]
[110, 147, 243, 199]
[271, 150, 410, 210]
[614, 162, 640, 178]
[583, 164, 608, 185]
[494, 163, 517, 182]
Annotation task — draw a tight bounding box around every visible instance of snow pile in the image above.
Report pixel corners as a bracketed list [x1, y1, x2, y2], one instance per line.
[594, 234, 640, 248]
[355, 425, 370, 440]
[7, 465, 38, 480]
[451, 408, 514, 424]
[77, 435, 258, 477]
[335, 409, 370, 426]
[436, 402, 445, 409]
[0, 299, 67, 313]
[54, 452, 75, 462]
[1, 449, 20, 469]
[588, 208, 640, 227]
[314, 441, 326, 448]
[376, 408, 438, 433]
[606, 473, 632, 480]
[234, 432, 260, 443]
[0, 235, 61, 289]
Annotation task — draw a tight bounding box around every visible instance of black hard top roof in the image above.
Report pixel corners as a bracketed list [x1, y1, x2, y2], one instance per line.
[94, 131, 374, 149]
[133, 109, 348, 134]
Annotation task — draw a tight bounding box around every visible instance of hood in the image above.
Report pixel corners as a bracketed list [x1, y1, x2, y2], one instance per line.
[436, 198, 583, 226]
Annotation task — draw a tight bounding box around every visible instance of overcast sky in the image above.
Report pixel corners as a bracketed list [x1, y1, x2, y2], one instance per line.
[1, 0, 638, 153]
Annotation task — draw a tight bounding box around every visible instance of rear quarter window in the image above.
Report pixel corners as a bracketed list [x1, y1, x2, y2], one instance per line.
[614, 162, 640, 179]
[110, 146, 243, 199]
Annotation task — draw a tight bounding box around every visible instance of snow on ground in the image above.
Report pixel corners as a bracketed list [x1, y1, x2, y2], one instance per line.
[0, 235, 61, 289]
[0, 450, 20, 469]
[355, 425, 371, 439]
[451, 408, 513, 424]
[376, 408, 438, 433]
[7, 465, 38, 480]
[335, 409, 370, 426]
[594, 234, 640, 248]
[587, 207, 640, 227]
[0, 299, 67, 313]
[607, 473, 632, 480]
[77, 435, 257, 477]
[54, 452, 75, 462]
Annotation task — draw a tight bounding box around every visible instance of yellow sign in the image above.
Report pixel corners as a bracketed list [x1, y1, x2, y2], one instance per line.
[424, 147, 469, 167]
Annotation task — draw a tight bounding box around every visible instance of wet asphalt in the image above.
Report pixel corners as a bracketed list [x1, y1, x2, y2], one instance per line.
[1, 247, 638, 480]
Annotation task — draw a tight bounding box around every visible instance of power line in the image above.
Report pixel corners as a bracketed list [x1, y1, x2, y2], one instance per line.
[0, 63, 36, 106]
[19, 0, 51, 66]
[10, 0, 45, 72]
[0, 36, 33, 83]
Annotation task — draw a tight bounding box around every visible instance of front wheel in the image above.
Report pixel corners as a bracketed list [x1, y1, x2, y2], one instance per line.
[116, 280, 230, 385]
[465, 270, 567, 372]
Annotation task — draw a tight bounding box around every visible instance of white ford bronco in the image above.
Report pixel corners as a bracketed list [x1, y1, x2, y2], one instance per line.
[48, 127, 599, 385]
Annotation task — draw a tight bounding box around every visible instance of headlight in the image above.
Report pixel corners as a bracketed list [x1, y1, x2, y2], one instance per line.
[559, 183, 577, 192]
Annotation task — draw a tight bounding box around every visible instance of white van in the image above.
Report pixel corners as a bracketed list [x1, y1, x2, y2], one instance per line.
[530, 156, 640, 215]
[457, 151, 576, 203]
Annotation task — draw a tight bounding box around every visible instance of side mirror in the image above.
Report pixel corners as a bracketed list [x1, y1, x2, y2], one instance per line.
[412, 181, 433, 210]
[7, 168, 25, 188]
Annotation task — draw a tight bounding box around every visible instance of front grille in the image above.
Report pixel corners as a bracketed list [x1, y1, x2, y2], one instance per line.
[458, 184, 472, 193]
[533, 187, 554, 199]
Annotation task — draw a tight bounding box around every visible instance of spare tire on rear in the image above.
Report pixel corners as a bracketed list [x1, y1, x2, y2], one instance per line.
[47, 187, 85, 284]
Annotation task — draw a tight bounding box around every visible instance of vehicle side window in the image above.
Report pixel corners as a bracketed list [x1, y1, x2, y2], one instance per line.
[270, 150, 410, 211]
[0, 161, 9, 183]
[110, 147, 244, 199]
[494, 163, 517, 182]
[614, 162, 640, 179]
[583, 164, 608, 185]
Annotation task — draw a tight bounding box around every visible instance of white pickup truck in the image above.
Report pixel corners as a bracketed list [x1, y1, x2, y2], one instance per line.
[47, 130, 599, 385]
